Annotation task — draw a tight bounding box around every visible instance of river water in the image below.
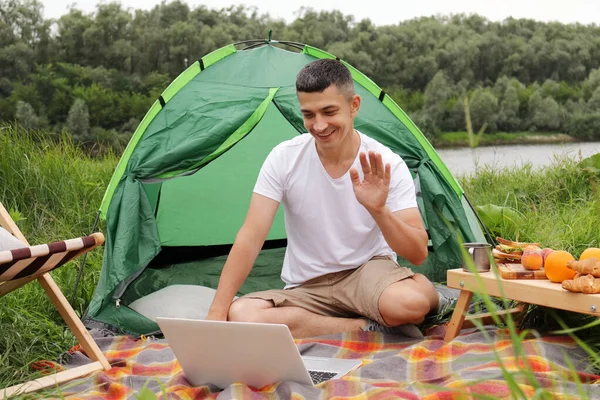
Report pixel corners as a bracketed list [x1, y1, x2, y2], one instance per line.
[436, 142, 600, 177]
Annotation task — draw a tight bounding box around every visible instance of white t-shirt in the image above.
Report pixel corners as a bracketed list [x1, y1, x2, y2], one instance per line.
[253, 131, 418, 288]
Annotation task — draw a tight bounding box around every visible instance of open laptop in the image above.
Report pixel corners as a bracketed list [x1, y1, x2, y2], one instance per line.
[156, 317, 362, 389]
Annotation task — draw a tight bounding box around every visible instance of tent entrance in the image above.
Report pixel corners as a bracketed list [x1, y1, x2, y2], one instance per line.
[117, 102, 298, 307]
[150, 102, 298, 248]
[118, 245, 287, 308]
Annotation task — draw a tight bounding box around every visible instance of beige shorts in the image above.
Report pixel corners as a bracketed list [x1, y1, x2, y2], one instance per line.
[241, 255, 414, 326]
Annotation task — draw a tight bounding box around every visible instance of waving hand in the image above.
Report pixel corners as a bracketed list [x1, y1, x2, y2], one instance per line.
[349, 151, 391, 214]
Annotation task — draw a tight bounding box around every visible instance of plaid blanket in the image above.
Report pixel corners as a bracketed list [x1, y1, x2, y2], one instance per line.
[53, 326, 599, 399]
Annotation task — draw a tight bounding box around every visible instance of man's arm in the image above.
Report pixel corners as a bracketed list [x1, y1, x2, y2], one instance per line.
[205, 193, 280, 320]
[349, 151, 428, 265]
[370, 207, 428, 265]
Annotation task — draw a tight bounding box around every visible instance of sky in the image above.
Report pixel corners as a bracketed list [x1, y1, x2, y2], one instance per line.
[40, 0, 600, 26]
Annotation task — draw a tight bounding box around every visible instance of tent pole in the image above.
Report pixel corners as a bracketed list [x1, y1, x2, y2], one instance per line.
[233, 38, 306, 52]
[463, 194, 497, 246]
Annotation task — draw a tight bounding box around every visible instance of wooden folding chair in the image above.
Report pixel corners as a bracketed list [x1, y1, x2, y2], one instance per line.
[0, 202, 110, 399]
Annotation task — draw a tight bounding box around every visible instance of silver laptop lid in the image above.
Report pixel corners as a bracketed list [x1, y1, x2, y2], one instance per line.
[156, 317, 314, 389]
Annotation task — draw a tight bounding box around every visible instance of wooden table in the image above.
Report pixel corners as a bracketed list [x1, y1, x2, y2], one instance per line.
[444, 267, 600, 342]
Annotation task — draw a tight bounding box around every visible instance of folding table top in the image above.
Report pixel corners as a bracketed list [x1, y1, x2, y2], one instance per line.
[447, 268, 600, 317]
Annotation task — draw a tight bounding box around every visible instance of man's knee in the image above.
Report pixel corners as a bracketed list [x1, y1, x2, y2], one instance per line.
[411, 273, 439, 307]
[378, 278, 434, 325]
[227, 298, 273, 322]
[381, 292, 430, 320]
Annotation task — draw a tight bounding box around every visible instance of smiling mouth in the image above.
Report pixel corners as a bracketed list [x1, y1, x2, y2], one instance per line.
[316, 129, 335, 138]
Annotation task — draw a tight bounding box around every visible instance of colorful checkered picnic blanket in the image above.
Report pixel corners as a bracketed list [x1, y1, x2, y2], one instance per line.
[54, 326, 599, 399]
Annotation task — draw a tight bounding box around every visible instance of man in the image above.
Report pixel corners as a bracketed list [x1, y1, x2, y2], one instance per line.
[206, 59, 451, 338]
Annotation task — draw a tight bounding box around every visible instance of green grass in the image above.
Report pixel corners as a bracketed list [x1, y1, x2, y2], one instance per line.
[436, 131, 575, 147]
[459, 156, 600, 255]
[458, 153, 600, 371]
[0, 124, 117, 391]
[1, 124, 599, 398]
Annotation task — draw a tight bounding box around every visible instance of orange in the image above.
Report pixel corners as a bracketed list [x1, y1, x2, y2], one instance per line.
[580, 247, 600, 261]
[544, 250, 576, 283]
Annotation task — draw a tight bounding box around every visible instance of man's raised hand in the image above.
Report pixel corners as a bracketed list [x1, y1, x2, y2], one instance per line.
[349, 151, 391, 214]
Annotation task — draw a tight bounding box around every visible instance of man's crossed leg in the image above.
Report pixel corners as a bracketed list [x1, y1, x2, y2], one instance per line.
[228, 256, 444, 338]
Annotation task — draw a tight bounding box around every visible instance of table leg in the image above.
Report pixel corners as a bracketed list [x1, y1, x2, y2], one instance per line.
[444, 290, 473, 342]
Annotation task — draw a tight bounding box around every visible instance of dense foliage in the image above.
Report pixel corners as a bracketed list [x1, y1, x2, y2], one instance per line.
[2, 0, 600, 148]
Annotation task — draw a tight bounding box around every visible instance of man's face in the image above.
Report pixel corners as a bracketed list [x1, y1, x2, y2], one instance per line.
[298, 84, 360, 151]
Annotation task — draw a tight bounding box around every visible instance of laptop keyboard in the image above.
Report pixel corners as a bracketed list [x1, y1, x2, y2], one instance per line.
[308, 370, 338, 384]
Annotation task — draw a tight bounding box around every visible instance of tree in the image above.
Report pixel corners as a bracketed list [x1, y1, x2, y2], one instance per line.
[463, 89, 498, 147]
[445, 97, 466, 132]
[0, 41, 35, 81]
[53, 9, 93, 64]
[539, 97, 563, 131]
[588, 87, 600, 111]
[528, 91, 563, 131]
[0, 0, 50, 49]
[422, 71, 452, 132]
[497, 85, 521, 131]
[565, 111, 600, 140]
[15, 100, 38, 129]
[469, 88, 499, 132]
[67, 98, 90, 141]
[583, 69, 600, 99]
[5, 6, 600, 142]
[287, 8, 352, 50]
[0, 77, 11, 96]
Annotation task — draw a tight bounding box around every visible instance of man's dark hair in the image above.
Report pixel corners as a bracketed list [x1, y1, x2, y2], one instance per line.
[296, 59, 355, 99]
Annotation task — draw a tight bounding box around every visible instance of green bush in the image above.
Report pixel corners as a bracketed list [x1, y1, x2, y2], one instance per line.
[566, 112, 600, 140]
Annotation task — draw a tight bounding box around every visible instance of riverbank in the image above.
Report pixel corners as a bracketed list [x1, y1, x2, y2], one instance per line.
[433, 132, 575, 148]
[436, 141, 600, 177]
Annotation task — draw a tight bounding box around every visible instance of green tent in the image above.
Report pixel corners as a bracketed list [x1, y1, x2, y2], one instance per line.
[85, 39, 488, 336]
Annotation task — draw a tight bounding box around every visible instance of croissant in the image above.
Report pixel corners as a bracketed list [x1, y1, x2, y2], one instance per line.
[562, 274, 600, 294]
[566, 257, 600, 278]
